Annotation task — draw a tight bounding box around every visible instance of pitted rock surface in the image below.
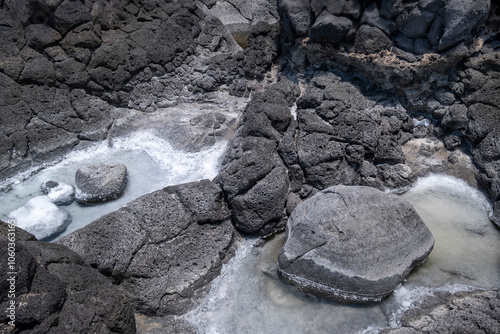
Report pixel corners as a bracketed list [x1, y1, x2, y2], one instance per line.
[0, 221, 136, 334]
[59, 179, 234, 316]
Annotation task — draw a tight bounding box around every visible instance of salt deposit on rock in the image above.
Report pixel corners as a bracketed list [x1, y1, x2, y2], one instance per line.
[41, 180, 75, 205]
[8, 196, 71, 240]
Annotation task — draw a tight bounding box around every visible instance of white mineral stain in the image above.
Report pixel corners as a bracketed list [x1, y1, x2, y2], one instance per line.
[0, 131, 227, 240]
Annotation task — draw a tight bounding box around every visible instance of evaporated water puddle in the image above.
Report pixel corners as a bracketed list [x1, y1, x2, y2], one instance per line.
[0, 131, 227, 241]
[181, 174, 500, 334]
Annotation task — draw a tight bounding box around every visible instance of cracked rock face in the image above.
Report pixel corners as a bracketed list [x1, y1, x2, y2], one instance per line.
[59, 179, 234, 316]
[0, 221, 136, 334]
[278, 185, 434, 303]
[75, 162, 128, 204]
[279, 0, 490, 54]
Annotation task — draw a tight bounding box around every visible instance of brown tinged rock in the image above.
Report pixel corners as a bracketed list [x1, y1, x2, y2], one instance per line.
[278, 185, 434, 303]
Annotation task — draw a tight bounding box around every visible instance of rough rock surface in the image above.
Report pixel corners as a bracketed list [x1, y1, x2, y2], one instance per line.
[309, 11, 353, 44]
[0, 221, 136, 334]
[0, 0, 498, 328]
[278, 185, 434, 302]
[75, 163, 128, 204]
[0, 0, 276, 180]
[59, 179, 234, 316]
[277, 2, 500, 224]
[8, 196, 71, 240]
[293, 72, 416, 191]
[279, 0, 490, 54]
[214, 79, 299, 236]
[382, 289, 500, 333]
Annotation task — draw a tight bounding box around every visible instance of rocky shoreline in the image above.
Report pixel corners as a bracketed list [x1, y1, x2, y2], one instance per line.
[1, 0, 499, 333]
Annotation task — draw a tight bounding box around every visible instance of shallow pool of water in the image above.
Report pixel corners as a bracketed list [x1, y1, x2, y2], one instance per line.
[183, 234, 389, 334]
[0, 131, 227, 240]
[400, 174, 500, 289]
[181, 174, 500, 334]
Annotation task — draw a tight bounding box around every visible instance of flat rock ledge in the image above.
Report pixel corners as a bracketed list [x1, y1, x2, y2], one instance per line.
[278, 185, 434, 303]
[59, 179, 234, 316]
[75, 163, 127, 204]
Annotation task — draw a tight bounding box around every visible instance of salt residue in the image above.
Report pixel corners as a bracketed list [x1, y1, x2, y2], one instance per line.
[405, 174, 492, 214]
[290, 102, 298, 120]
[412, 118, 431, 127]
[387, 284, 476, 327]
[182, 237, 259, 334]
[45, 182, 74, 205]
[8, 196, 71, 240]
[0, 131, 229, 240]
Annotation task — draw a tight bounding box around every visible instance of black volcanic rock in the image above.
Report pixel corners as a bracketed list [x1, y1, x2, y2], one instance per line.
[382, 289, 500, 333]
[354, 24, 393, 54]
[0, 0, 248, 179]
[310, 0, 362, 19]
[396, 5, 435, 39]
[0, 221, 135, 334]
[278, 0, 312, 38]
[309, 11, 353, 44]
[59, 179, 234, 316]
[361, 2, 397, 37]
[215, 79, 298, 236]
[278, 185, 434, 302]
[438, 0, 491, 52]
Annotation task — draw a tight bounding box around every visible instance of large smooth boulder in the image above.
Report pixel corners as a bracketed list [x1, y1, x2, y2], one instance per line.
[75, 162, 127, 204]
[59, 179, 234, 316]
[278, 185, 434, 302]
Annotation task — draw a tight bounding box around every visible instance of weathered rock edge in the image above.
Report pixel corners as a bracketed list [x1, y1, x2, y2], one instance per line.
[278, 185, 435, 303]
[0, 221, 136, 334]
[381, 288, 500, 333]
[59, 179, 234, 316]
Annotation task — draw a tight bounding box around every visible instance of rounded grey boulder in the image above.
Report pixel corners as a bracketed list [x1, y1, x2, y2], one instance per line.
[75, 163, 127, 204]
[278, 185, 434, 303]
